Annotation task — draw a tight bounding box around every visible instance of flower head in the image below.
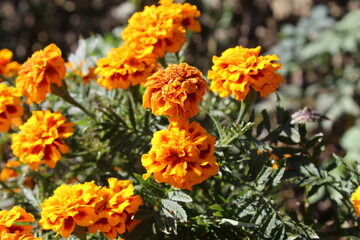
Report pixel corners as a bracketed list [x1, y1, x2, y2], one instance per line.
[352, 186, 360, 217]
[0, 84, 23, 132]
[142, 120, 218, 190]
[88, 178, 142, 239]
[0, 160, 21, 181]
[11, 110, 74, 170]
[0, 49, 21, 79]
[122, 0, 201, 58]
[0, 206, 36, 238]
[66, 61, 97, 85]
[143, 63, 207, 121]
[208, 46, 283, 101]
[15, 44, 66, 104]
[95, 45, 158, 90]
[39, 181, 104, 238]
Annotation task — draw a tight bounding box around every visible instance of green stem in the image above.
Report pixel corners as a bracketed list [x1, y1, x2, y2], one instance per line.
[51, 81, 96, 120]
[235, 88, 258, 124]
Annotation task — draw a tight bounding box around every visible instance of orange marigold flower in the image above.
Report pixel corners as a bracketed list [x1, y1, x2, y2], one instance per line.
[352, 186, 360, 217]
[1, 231, 41, 240]
[142, 120, 218, 190]
[0, 160, 21, 181]
[11, 110, 74, 171]
[66, 61, 97, 85]
[0, 49, 21, 79]
[208, 46, 283, 101]
[88, 178, 142, 239]
[15, 43, 66, 104]
[0, 206, 36, 237]
[95, 45, 158, 90]
[122, 0, 201, 58]
[39, 181, 104, 238]
[142, 63, 207, 121]
[0, 84, 24, 132]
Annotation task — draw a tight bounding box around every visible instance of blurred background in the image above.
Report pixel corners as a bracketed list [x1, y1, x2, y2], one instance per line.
[1, 0, 360, 160]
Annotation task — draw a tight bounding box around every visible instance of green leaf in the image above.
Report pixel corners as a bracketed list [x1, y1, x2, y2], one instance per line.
[161, 199, 187, 222]
[168, 191, 192, 203]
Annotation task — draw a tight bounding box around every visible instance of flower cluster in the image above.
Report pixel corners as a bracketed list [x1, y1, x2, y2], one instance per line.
[122, 0, 201, 58]
[0, 206, 40, 240]
[0, 49, 21, 80]
[11, 110, 74, 170]
[15, 43, 66, 104]
[0, 83, 23, 132]
[142, 121, 218, 190]
[40, 179, 142, 239]
[208, 46, 284, 101]
[143, 63, 207, 121]
[95, 0, 201, 90]
[142, 63, 218, 189]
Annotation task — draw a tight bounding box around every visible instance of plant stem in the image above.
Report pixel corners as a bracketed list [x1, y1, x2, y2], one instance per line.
[51, 81, 96, 120]
[236, 88, 258, 124]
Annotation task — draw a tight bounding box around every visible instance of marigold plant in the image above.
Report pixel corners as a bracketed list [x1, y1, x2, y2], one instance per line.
[142, 120, 218, 190]
[0, 49, 21, 79]
[143, 63, 207, 121]
[0, 206, 38, 239]
[11, 110, 74, 170]
[95, 45, 158, 90]
[39, 181, 104, 238]
[66, 61, 97, 85]
[208, 45, 284, 101]
[88, 178, 142, 239]
[122, 0, 200, 58]
[0, 83, 23, 132]
[15, 43, 66, 104]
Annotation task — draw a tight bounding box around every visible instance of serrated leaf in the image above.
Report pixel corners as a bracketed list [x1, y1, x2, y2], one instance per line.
[161, 199, 187, 222]
[168, 191, 192, 203]
[256, 167, 273, 186]
[265, 212, 277, 236]
[273, 167, 286, 186]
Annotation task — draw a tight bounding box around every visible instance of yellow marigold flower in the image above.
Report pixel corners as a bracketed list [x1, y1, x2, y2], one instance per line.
[88, 178, 142, 239]
[11, 110, 74, 171]
[208, 46, 284, 101]
[0, 206, 35, 237]
[15, 43, 66, 104]
[122, 0, 201, 58]
[142, 120, 218, 190]
[39, 181, 104, 238]
[0, 84, 23, 132]
[352, 186, 360, 217]
[95, 45, 158, 90]
[142, 63, 207, 121]
[0, 160, 21, 181]
[0, 49, 21, 79]
[1, 231, 41, 240]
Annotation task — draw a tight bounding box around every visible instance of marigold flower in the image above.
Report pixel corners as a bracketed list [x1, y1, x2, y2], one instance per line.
[66, 61, 97, 85]
[95, 45, 158, 90]
[0, 206, 36, 237]
[208, 46, 283, 101]
[352, 186, 360, 217]
[88, 178, 142, 239]
[0, 160, 21, 181]
[142, 120, 218, 190]
[15, 43, 66, 104]
[122, 0, 201, 58]
[1, 231, 41, 240]
[0, 84, 23, 132]
[0, 49, 21, 79]
[11, 110, 74, 171]
[143, 63, 207, 121]
[39, 181, 104, 238]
